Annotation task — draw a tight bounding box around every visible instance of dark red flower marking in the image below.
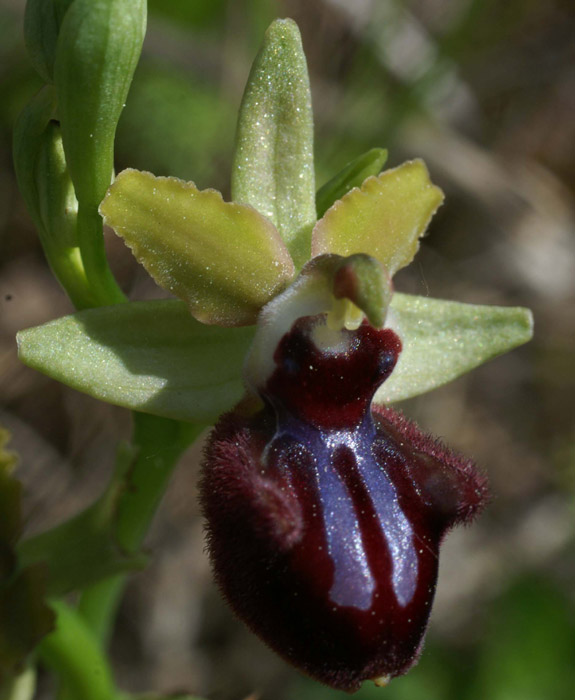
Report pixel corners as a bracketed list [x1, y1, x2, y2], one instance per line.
[200, 314, 488, 692]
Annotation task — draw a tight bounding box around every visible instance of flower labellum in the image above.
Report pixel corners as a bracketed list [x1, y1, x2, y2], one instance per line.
[200, 256, 489, 692]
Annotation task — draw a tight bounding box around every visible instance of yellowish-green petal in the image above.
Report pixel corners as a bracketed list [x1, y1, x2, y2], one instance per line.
[312, 159, 444, 276]
[100, 169, 295, 326]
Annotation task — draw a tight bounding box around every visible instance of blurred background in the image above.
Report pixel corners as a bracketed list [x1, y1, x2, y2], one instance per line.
[0, 0, 574, 698]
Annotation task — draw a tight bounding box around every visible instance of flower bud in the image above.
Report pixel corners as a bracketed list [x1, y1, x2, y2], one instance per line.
[201, 306, 488, 691]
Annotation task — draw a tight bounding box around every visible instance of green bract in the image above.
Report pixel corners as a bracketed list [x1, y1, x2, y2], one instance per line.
[17, 18, 533, 423]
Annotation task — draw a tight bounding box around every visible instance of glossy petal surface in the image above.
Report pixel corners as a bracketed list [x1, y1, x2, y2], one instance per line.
[312, 160, 444, 276]
[100, 169, 295, 326]
[201, 314, 487, 691]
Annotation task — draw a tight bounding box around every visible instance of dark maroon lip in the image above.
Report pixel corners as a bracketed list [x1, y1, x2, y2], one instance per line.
[200, 314, 489, 691]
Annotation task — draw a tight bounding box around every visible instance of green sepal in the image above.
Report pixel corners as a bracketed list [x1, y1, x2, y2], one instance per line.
[17, 300, 255, 424]
[232, 19, 316, 269]
[375, 293, 534, 404]
[316, 148, 388, 218]
[18, 443, 147, 596]
[312, 159, 444, 277]
[54, 0, 146, 208]
[100, 169, 295, 325]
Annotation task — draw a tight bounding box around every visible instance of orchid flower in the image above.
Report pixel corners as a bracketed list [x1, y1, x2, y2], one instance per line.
[17, 19, 532, 692]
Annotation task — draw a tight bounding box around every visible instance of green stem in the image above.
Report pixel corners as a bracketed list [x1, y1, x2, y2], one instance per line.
[76, 204, 126, 306]
[78, 414, 204, 644]
[38, 601, 116, 700]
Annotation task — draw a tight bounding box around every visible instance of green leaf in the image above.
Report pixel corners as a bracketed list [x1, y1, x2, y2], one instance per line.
[38, 601, 115, 700]
[312, 160, 444, 276]
[316, 148, 388, 218]
[17, 300, 255, 423]
[18, 443, 147, 595]
[232, 19, 316, 269]
[54, 0, 146, 207]
[375, 293, 534, 404]
[100, 169, 295, 325]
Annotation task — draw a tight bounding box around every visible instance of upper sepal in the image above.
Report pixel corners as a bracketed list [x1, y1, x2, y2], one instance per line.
[232, 18, 316, 269]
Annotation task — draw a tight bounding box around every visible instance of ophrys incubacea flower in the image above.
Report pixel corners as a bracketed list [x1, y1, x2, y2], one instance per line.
[17, 18, 533, 692]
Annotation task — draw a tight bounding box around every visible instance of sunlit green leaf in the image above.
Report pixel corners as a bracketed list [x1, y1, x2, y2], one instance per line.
[312, 160, 444, 276]
[232, 19, 316, 269]
[54, 0, 146, 207]
[316, 148, 388, 218]
[100, 169, 295, 325]
[376, 293, 534, 403]
[17, 300, 255, 423]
